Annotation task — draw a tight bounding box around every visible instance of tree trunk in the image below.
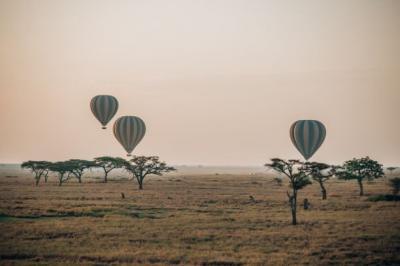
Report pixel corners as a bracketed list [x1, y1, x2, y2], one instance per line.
[78, 176, 82, 183]
[291, 202, 297, 225]
[322, 188, 327, 200]
[59, 176, 63, 186]
[292, 191, 297, 225]
[138, 178, 144, 190]
[358, 179, 364, 196]
[44, 173, 48, 183]
[287, 189, 297, 225]
[319, 181, 327, 200]
[104, 171, 108, 183]
[136, 175, 144, 190]
[35, 176, 40, 186]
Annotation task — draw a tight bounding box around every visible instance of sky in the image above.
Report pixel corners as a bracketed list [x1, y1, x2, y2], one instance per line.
[0, 0, 399, 166]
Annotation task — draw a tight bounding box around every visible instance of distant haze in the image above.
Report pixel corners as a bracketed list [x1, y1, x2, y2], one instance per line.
[0, 0, 399, 166]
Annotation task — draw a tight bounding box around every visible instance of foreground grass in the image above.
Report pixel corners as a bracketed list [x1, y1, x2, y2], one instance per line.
[0, 172, 399, 265]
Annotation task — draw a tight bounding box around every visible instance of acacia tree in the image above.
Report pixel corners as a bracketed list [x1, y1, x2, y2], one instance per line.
[21, 161, 52, 186]
[387, 167, 398, 177]
[337, 157, 384, 196]
[48, 161, 75, 186]
[67, 159, 96, 183]
[265, 158, 311, 225]
[124, 156, 176, 190]
[303, 162, 336, 200]
[94, 157, 127, 183]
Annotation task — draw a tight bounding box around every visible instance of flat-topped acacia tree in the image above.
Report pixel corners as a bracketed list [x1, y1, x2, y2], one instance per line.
[303, 162, 336, 200]
[337, 157, 384, 196]
[21, 161, 52, 186]
[48, 161, 75, 186]
[265, 158, 311, 225]
[387, 167, 398, 177]
[124, 156, 176, 190]
[67, 159, 96, 183]
[94, 157, 127, 183]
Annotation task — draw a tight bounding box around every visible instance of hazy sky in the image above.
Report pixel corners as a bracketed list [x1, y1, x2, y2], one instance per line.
[0, 0, 399, 166]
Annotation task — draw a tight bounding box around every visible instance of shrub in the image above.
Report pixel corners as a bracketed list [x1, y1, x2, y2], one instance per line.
[368, 194, 400, 202]
[389, 177, 400, 195]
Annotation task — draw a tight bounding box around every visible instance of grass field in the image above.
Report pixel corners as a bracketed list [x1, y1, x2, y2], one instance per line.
[0, 167, 399, 265]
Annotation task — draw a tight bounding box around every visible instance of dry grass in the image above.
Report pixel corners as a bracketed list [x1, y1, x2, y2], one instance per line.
[0, 169, 399, 265]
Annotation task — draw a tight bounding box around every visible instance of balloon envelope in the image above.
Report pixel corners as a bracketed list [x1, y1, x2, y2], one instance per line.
[113, 116, 146, 156]
[90, 95, 119, 129]
[290, 120, 326, 160]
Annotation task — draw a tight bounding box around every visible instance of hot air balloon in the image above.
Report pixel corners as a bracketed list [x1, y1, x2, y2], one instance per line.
[290, 120, 326, 160]
[90, 95, 119, 129]
[113, 116, 146, 156]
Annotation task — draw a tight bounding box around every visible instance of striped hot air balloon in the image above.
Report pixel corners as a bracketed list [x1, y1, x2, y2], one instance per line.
[290, 120, 326, 160]
[113, 116, 146, 156]
[90, 95, 119, 129]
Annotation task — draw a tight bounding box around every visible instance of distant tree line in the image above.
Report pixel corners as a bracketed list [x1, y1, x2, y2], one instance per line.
[21, 156, 175, 189]
[22, 155, 398, 226]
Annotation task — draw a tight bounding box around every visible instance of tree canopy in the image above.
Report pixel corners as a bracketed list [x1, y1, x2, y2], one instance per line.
[336, 157, 384, 196]
[66, 159, 96, 183]
[266, 159, 311, 190]
[48, 161, 75, 186]
[21, 160, 52, 186]
[94, 157, 127, 183]
[124, 156, 176, 190]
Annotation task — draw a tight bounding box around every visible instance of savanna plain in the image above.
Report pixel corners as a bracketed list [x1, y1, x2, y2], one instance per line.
[0, 166, 399, 265]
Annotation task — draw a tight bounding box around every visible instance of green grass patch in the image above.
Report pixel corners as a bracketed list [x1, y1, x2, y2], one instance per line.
[0, 210, 109, 222]
[0, 207, 167, 222]
[0, 213, 38, 222]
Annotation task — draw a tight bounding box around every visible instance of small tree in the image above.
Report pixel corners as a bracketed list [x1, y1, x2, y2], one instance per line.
[387, 167, 398, 177]
[21, 161, 52, 186]
[389, 177, 400, 195]
[67, 159, 96, 183]
[94, 157, 127, 183]
[124, 156, 176, 190]
[337, 157, 384, 196]
[48, 161, 74, 186]
[303, 162, 336, 200]
[265, 158, 311, 225]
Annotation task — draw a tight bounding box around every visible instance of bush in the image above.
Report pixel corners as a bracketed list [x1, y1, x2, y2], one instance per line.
[389, 177, 400, 195]
[368, 194, 400, 202]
